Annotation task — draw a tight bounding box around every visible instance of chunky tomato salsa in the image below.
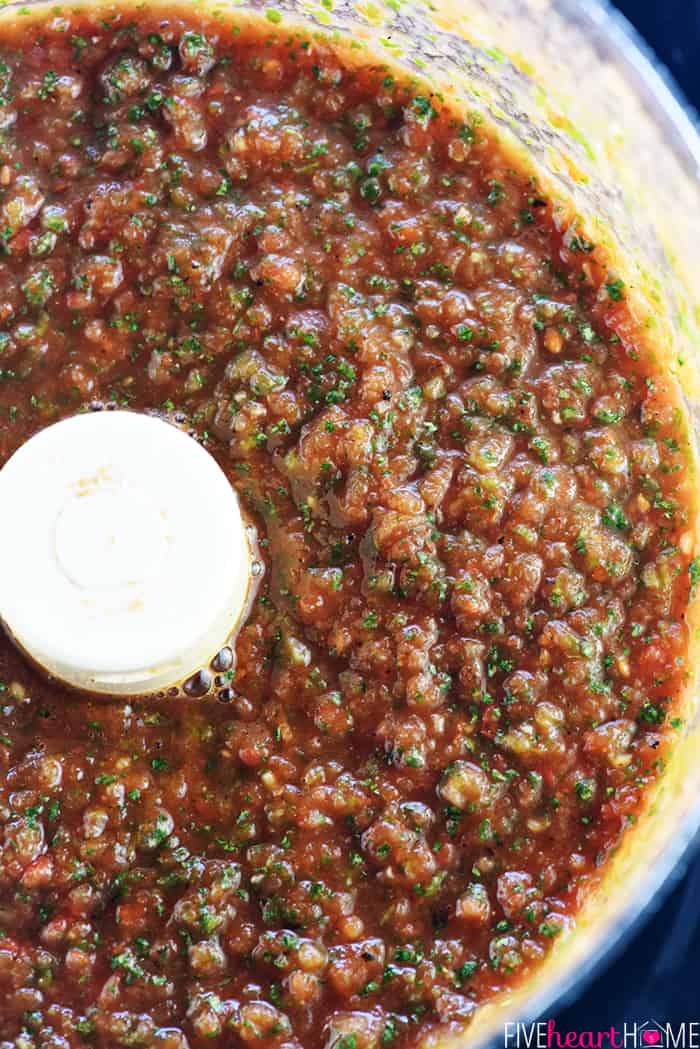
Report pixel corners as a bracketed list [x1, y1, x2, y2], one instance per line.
[0, 7, 695, 1049]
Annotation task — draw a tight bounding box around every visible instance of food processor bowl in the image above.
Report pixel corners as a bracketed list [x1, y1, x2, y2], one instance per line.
[3, 0, 700, 1042]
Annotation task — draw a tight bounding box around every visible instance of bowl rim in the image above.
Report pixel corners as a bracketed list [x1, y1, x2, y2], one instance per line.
[475, 2, 700, 1042]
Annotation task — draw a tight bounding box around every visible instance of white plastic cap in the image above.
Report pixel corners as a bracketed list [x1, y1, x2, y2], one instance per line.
[0, 411, 251, 695]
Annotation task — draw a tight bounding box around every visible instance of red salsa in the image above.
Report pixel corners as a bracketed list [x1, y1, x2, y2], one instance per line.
[0, 7, 695, 1049]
